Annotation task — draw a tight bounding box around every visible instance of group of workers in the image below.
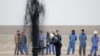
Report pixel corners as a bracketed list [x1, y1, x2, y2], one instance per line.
[14, 29, 99, 56]
[14, 30, 28, 55]
[39, 29, 99, 56]
[67, 29, 99, 56]
[39, 30, 62, 56]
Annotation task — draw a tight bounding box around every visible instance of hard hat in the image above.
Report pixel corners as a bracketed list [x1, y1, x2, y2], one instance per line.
[94, 31, 98, 34]
[50, 33, 54, 39]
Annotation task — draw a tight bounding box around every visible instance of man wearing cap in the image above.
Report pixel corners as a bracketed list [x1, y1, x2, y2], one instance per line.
[79, 29, 87, 56]
[67, 30, 77, 55]
[90, 31, 99, 56]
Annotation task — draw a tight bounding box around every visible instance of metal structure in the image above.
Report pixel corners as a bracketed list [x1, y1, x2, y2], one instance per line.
[24, 0, 45, 56]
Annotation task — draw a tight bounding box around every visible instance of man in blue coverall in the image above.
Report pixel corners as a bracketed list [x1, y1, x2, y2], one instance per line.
[90, 31, 99, 56]
[21, 32, 28, 55]
[79, 29, 87, 56]
[67, 30, 77, 55]
[39, 30, 45, 55]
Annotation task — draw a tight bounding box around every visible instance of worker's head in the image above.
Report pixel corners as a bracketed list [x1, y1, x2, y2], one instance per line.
[17, 30, 20, 36]
[56, 30, 59, 33]
[50, 33, 54, 39]
[21, 31, 25, 35]
[17, 30, 20, 34]
[52, 32, 56, 36]
[81, 29, 85, 34]
[47, 31, 49, 34]
[72, 30, 75, 35]
[40, 30, 43, 34]
[94, 30, 98, 36]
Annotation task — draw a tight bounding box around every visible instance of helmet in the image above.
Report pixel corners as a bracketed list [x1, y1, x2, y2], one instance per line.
[94, 31, 98, 34]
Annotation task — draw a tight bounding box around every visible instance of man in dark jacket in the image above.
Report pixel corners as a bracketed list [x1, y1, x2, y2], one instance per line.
[50, 30, 62, 56]
[46, 32, 51, 54]
[55, 30, 62, 56]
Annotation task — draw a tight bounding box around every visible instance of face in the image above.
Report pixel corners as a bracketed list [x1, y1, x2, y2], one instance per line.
[22, 32, 24, 35]
[40, 31, 43, 34]
[94, 34, 97, 36]
[81, 29, 84, 33]
[52, 32, 55, 36]
[81, 31, 84, 34]
[55, 32, 57, 35]
[17, 31, 20, 35]
[72, 30, 75, 34]
[47, 32, 49, 34]
[56, 30, 59, 33]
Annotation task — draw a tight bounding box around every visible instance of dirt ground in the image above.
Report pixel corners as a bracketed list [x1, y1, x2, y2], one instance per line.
[0, 35, 100, 56]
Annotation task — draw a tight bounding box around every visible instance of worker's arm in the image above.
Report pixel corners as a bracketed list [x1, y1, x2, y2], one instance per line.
[25, 35, 27, 44]
[14, 35, 16, 44]
[85, 34, 87, 40]
[75, 35, 77, 41]
[79, 34, 81, 41]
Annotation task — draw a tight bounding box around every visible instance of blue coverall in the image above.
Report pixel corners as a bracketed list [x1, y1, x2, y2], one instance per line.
[49, 44, 55, 54]
[39, 34, 45, 54]
[79, 33, 87, 56]
[46, 33, 55, 54]
[67, 34, 77, 55]
[21, 35, 28, 54]
[79, 33, 87, 47]
[90, 35, 99, 56]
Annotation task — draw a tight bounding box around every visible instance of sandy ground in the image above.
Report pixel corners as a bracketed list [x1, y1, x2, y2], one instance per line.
[0, 35, 100, 56]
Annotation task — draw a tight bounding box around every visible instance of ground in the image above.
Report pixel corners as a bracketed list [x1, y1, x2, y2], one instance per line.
[0, 35, 100, 56]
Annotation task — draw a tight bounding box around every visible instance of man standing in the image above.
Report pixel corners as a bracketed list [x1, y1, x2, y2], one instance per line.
[39, 30, 45, 55]
[21, 32, 28, 55]
[14, 30, 23, 55]
[50, 32, 56, 54]
[50, 31, 62, 56]
[90, 31, 99, 56]
[46, 32, 51, 54]
[55, 30, 62, 56]
[79, 29, 87, 56]
[67, 30, 77, 55]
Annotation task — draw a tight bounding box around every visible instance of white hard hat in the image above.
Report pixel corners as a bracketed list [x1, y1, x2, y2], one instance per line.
[94, 31, 98, 34]
[50, 33, 54, 38]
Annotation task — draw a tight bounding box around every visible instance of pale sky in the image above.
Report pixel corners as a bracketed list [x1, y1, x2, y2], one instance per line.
[0, 0, 100, 25]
